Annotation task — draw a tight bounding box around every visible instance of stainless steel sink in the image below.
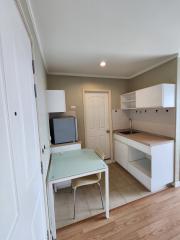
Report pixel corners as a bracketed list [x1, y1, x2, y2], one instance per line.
[118, 130, 140, 135]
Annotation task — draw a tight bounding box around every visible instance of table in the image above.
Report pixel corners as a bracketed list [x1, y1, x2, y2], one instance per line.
[47, 149, 109, 240]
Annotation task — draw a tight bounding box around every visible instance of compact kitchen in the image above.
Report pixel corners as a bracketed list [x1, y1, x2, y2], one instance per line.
[3, 2, 180, 240]
[114, 83, 175, 192]
[114, 120, 174, 192]
[46, 79, 176, 230]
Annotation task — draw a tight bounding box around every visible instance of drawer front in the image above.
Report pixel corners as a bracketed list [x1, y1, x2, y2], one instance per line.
[114, 134, 151, 155]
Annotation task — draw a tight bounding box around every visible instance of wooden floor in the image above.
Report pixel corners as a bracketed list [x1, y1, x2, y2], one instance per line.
[57, 187, 180, 240]
[55, 163, 151, 228]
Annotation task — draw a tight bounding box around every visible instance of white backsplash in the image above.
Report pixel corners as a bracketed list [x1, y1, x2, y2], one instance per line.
[129, 108, 176, 138]
[112, 108, 176, 138]
[112, 109, 129, 130]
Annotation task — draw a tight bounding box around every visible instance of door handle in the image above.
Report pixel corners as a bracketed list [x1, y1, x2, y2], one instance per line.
[106, 130, 110, 134]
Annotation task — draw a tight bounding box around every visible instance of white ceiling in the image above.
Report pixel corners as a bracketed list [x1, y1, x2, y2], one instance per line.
[28, 0, 180, 79]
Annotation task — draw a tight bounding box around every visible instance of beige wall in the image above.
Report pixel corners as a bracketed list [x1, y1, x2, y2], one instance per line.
[47, 59, 178, 146]
[47, 75, 128, 145]
[127, 58, 177, 139]
[127, 57, 179, 183]
[128, 58, 177, 91]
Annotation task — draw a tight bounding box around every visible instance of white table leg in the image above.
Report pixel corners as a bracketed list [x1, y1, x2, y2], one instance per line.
[105, 168, 109, 218]
[48, 182, 56, 240]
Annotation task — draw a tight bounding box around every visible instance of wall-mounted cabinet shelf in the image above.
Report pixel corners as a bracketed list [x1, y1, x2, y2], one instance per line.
[46, 90, 66, 113]
[121, 91, 136, 109]
[121, 83, 175, 110]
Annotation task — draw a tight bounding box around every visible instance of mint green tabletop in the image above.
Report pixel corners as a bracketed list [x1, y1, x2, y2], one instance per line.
[48, 149, 107, 182]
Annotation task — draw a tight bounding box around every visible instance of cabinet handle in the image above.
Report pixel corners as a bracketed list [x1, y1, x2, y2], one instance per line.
[106, 130, 110, 134]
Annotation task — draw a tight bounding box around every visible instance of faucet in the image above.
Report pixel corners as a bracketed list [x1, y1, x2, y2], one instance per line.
[129, 118, 132, 134]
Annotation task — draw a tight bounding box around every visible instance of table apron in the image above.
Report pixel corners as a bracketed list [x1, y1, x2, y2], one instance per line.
[49, 168, 107, 184]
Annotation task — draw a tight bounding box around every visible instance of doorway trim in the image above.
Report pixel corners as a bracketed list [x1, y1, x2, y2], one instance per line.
[83, 89, 113, 160]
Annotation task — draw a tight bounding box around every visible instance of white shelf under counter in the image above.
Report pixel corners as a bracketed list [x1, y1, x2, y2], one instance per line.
[128, 158, 151, 191]
[130, 158, 151, 178]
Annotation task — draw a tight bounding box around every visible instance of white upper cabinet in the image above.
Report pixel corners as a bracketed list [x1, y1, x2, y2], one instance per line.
[136, 84, 175, 108]
[46, 90, 66, 113]
[121, 91, 136, 109]
[121, 84, 175, 110]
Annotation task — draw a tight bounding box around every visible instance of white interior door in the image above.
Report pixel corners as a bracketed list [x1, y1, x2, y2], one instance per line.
[0, 1, 46, 239]
[84, 92, 111, 159]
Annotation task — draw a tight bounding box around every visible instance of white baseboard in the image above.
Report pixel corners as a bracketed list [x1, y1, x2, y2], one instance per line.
[105, 159, 115, 164]
[172, 181, 180, 188]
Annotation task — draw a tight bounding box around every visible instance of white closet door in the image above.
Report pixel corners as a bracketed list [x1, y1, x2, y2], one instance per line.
[84, 92, 110, 159]
[0, 1, 46, 240]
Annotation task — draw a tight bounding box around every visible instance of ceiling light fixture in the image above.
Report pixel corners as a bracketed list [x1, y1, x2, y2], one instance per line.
[100, 61, 106, 67]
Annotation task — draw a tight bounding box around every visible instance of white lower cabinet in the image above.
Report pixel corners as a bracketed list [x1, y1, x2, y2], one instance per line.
[114, 140, 128, 170]
[114, 134, 174, 192]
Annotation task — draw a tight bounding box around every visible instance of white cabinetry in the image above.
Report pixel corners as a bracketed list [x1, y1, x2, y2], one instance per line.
[121, 84, 175, 110]
[114, 134, 174, 192]
[114, 140, 128, 170]
[46, 90, 66, 113]
[121, 91, 136, 110]
[136, 84, 175, 108]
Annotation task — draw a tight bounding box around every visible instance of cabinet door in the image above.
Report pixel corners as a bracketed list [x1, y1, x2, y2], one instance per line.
[46, 90, 66, 112]
[114, 140, 128, 170]
[136, 85, 163, 108]
[162, 84, 175, 108]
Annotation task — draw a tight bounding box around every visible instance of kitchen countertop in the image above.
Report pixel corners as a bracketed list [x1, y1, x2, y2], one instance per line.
[113, 129, 174, 146]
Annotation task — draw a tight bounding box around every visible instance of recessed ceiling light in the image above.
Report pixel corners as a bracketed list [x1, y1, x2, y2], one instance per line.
[100, 61, 106, 67]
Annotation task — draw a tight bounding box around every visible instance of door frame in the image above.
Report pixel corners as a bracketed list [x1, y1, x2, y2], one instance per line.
[174, 55, 180, 186]
[83, 89, 113, 160]
[14, 1, 50, 238]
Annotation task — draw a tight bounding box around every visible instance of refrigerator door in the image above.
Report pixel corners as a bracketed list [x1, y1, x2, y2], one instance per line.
[53, 117, 76, 144]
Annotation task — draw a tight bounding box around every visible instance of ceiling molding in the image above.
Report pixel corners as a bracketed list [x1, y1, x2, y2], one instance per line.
[26, 1, 180, 79]
[16, 0, 34, 44]
[47, 55, 177, 80]
[128, 55, 178, 79]
[25, 1, 178, 80]
[47, 71, 130, 79]
[25, 0, 48, 71]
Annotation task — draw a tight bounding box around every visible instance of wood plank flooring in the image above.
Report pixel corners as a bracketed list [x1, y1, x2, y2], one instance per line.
[55, 163, 151, 228]
[57, 187, 180, 240]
